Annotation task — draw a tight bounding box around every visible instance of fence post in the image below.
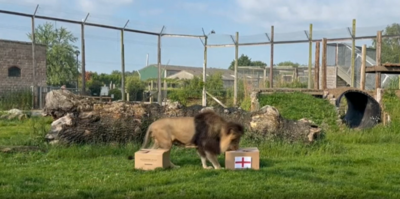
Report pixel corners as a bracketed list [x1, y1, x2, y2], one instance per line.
[314, 41, 320, 89]
[360, 44, 366, 90]
[307, 24, 313, 89]
[121, 20, 129, 101]
[234, 31, 239, 106]
[350, 19, 356, 87]
[202, 35, 208, 107]
[270, 26, 274, 88]
[81, 13, 89, 95]
[157, 26, 165, 104]
[376, 31, 382, 89]
[322, 38, 327, 89]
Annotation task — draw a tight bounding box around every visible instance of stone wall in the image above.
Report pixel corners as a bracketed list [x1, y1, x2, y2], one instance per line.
[0, 39, 47, 92]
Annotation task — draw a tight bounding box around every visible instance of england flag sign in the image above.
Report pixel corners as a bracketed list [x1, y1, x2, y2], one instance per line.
[234, 156, 252, 169]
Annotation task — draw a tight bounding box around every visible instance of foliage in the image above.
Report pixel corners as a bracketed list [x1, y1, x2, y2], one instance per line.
[372, 23, 400, 63]
[259, 92, 338, 128]
[0, 89, 33, 110]
[109, 88, 121, 101]
[228, 54, 267, 70]
[1, 92, 400, 198]
[27, 22, 80, 87]
[125, 75, 146, 101]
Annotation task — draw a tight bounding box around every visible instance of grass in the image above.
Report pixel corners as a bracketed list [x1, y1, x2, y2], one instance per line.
[1, 92, 400, 198]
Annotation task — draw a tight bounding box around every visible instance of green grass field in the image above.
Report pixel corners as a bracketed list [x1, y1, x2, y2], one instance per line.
[1, 92, 400, 199]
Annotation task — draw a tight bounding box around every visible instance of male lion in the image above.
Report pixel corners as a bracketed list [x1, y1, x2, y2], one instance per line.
[140, 116, 198, 168]
[192, 110, 245, 170]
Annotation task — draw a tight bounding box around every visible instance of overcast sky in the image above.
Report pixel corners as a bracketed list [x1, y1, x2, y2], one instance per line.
[0, 0, 396, 74]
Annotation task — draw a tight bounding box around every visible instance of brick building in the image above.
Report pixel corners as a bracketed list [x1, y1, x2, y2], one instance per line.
[0, 39, 47, 93]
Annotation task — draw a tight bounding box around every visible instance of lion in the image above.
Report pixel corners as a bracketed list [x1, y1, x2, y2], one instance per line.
[140, 116, 198, 168]
[140, 111, 245, 170]
[192, 110, 245, 170]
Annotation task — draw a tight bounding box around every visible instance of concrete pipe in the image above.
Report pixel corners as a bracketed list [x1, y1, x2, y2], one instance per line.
[335, 90, 381, 129]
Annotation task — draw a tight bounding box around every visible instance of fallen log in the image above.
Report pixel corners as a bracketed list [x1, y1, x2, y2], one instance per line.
[43, 89, 322, 145]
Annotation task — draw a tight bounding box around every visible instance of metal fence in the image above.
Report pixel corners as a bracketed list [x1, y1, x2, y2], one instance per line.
[1, 4, 399, 108]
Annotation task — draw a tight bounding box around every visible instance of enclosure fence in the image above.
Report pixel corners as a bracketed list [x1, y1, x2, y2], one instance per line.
[1, 5, 400, 109]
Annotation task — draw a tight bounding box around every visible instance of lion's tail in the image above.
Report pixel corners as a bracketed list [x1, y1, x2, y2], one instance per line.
[140, 126, 152, 149]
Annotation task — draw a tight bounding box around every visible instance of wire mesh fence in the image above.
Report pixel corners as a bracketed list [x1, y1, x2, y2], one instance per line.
[1, 3, 400, 109]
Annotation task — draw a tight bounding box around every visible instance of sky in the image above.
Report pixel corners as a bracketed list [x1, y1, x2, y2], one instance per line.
[0, 0, 398, 74]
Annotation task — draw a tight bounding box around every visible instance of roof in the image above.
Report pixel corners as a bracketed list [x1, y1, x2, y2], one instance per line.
[141, 64, 238, 80]
[0, 39, 47, 47]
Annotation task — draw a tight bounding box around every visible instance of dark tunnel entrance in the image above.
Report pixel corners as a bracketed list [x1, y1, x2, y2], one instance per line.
[335, 90, 382, 129]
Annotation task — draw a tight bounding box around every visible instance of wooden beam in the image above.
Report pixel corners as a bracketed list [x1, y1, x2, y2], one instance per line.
[322, 38, 327, 89]
[314, 41, 320, 89]
[360, 44, 366, 90]
[365, 66, 400, 73]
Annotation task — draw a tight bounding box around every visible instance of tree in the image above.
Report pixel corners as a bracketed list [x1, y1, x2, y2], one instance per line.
[372, 23, 400, 63]
[277, 61, 300, 68]
[228, 54, 267, 70]
[27, 22, 80, 86]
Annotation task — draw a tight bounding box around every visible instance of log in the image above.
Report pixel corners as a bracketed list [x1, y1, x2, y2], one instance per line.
[43, 89, 322, 145]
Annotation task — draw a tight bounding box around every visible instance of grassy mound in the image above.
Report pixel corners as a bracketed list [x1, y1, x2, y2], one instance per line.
[1, 92, 400, 198]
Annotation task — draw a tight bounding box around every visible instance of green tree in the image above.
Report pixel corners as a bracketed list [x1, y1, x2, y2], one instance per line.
[228, 54, 267, 70]
[372, 23, 400, 63]
[27, 22, 79, 86]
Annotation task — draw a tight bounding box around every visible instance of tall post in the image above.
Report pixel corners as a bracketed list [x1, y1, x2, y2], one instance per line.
[376, 31, 382, 89]
[307, 24, 313, 89]
[202, 36, 208, 107]
[121, 20, 129, 101]
[351, 19, 356, 87]
[269, 26, 274, 88]
[234, 31, 239, 106]
[81, 13, 89, 95]
[322, 38, 327, 89]
[360, 44, 366, 90]
[31, 5, 39, 109]
[314, 41, 320, 89]
[157, 26, 165, 104]
[31, 5, 39, 87]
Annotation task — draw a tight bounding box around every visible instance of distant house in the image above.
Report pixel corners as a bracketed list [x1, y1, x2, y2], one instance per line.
[137, 64, 237, 88]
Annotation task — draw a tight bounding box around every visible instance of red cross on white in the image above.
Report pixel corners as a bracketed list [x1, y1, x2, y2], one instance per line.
[234, 156, 252, 169]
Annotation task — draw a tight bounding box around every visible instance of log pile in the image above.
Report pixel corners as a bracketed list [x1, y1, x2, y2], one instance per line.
[43, 89, 322, 145]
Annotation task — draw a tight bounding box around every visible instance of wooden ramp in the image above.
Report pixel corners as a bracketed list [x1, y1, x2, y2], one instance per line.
[254, 88, 324, 96]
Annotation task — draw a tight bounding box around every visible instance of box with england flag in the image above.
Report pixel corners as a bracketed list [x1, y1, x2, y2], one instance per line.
[225, 147, 260, 170]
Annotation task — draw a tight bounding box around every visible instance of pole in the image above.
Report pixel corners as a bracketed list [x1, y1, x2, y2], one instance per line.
[376, 31, 382, 89]
[351, 19, 356, 87]
[202, 36, 208, 107]
[81, 13, 89, 95]
[121, 29, 125, 101]
[269, 26, 274, 88]
[157, 26, 165, 104]
[322, 38, 327, 89]
[360, 44, 366, 90]
[314, 41, 320, 89]
[31, 4, 39, 109]
[121, 20, 129, 101]
[308, 24, 313, 89]
[234, 31, 239, 106]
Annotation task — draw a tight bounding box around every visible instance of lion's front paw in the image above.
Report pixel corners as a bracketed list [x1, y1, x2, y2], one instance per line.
[203, 166, 213, 169]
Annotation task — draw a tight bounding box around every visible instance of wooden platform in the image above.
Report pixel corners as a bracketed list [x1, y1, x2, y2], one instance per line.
[254, 88, 324, 96]
[365, 63, 400, 74]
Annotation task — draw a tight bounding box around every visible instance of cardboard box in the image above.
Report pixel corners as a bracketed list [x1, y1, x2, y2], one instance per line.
[225, 147, 260, 170]
[134, 149, 171, 170]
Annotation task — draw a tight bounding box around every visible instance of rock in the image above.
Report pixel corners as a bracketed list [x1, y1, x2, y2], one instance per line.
[42, 89, 323, 145]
